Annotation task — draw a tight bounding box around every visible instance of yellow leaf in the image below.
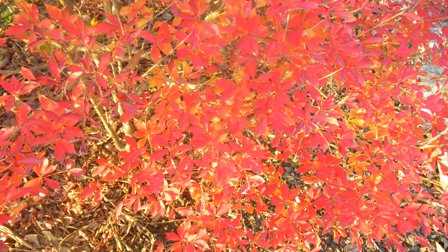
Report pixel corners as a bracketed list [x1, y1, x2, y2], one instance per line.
[351, 118, 365, 127]
[136, 17, 151, 29]
[90, 17, 98, 26]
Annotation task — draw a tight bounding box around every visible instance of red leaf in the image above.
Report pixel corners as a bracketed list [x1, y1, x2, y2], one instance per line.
[48, 57, 60, 80]
[151, 46, 162, 62]
[0, 126, 14, 146]
[16, 155, 42, 167]
[0, 214, 11, 225]
[216, 203, 230, 217]
[166, 232, 180, 241]
[195, 239, 210, 251]
[177, 220, 191, 239]
[0, 76, 22, 95]
[335, 11, 357, 23]
[296, 2, 319, 9]
[150, 170, 165, 191]
[159, 43, 173, 55]
[60, 15, 83, 38]
[237, 36, 259, 55]
[98, 53, 111, 73]
[93, 22, 115, 35]
[44, 177, 60, 190]
[45, 4, 62, 20]
[23, 178, 42, 196]
[163, 187, 181, 202]
[153, 242, 165, 252]
[79, 182, 100, 199]
[69, 168, 85, 177]
[216, 79, 237, 101]
[5, 185, 24, 201]
[140, 30, 155, 42]
[21, 80, 40, 94]
[63, 126, 85, 140]
[33, 158, 57, 176]
[403, 12, 420, 22]
[54, 139, 76, 162]
[151, 149, 169, 161]
[0, 241, 7, 251]
[38, 94, 60, 112]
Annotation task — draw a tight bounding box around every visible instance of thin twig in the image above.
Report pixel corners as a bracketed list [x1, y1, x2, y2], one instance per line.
[0, 64, 47, 76]
[0, 225, 36, 250]
[418, 127, 448, 148]
[318, 67, 343, 81]
[142, 33, 192, 78]
[303, 19, 325, 37]
[359, 7, 409, 38]
[89, 96, 129, 151]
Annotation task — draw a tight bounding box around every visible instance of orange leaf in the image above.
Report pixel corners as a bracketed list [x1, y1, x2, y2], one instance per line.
[20, 67, 36, 80]
[151, 46, 162, 62]
[159, 43, 173, 55]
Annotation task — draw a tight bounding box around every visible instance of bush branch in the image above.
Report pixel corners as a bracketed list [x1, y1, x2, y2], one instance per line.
[89, 96, 129, 151]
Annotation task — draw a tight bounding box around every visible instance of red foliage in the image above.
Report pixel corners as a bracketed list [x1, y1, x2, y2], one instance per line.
[1, 0, 448, 251]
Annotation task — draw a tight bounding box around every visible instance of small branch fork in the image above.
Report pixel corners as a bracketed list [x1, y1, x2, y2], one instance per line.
[88, 96, 129, 152]
[418, 127, 448, 149]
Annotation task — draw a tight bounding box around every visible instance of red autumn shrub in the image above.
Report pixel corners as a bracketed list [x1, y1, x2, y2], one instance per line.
[0, 0, 447, 251]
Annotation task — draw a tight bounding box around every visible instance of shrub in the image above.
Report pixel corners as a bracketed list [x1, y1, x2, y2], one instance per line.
[0, 0, 447, 251]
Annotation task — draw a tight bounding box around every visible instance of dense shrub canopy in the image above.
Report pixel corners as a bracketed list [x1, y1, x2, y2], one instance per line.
[0, 0, 448, 251]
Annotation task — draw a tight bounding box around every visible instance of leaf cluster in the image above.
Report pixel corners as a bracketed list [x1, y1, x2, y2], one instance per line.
[0, 0, 447, 251]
